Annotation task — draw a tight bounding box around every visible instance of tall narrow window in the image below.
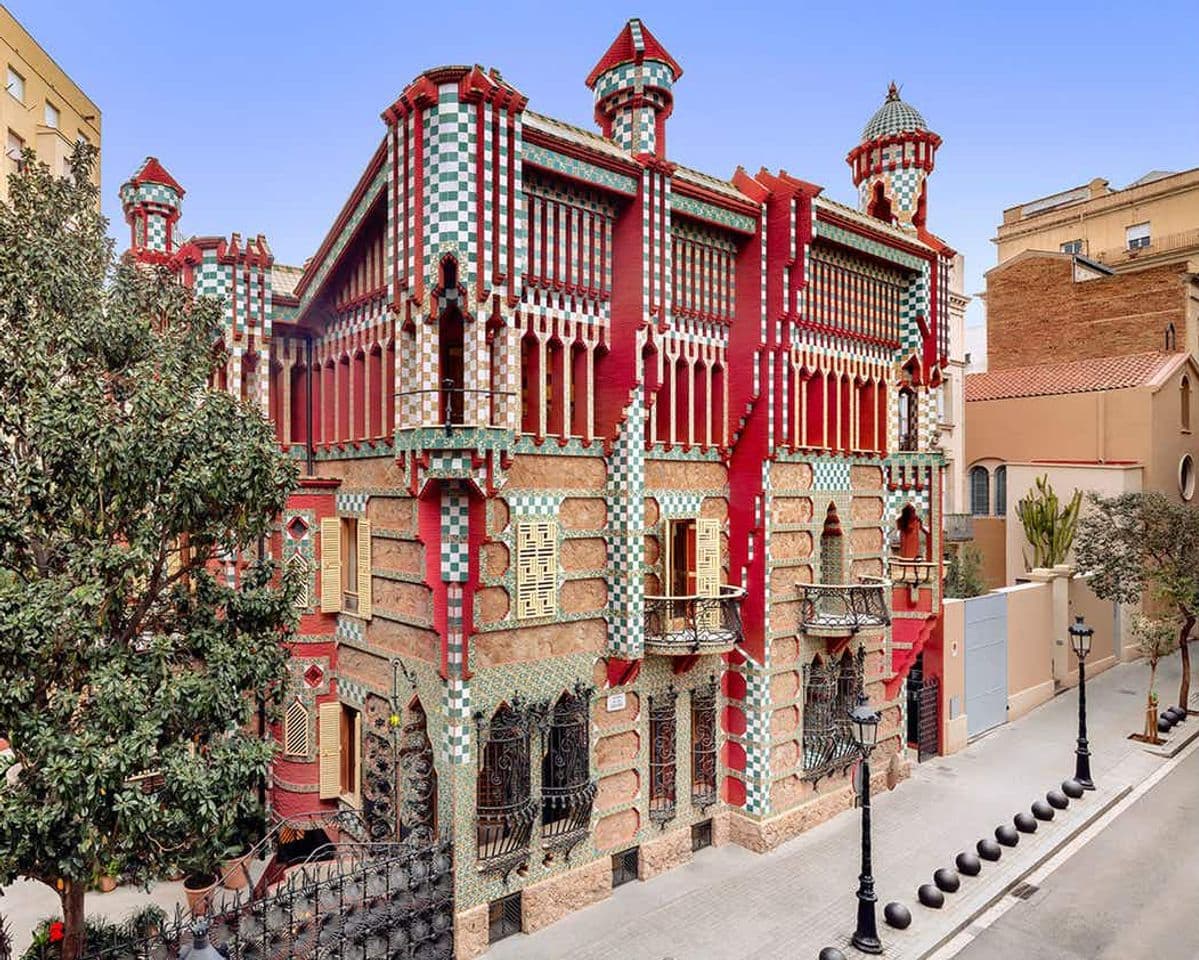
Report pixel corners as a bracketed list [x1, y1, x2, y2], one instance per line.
[540, 689, 595, 852]
[6, 67, 24, 103]
[994, 465, 1007, 517]
[802, 648, 862, 782]
[352, 349, 366, 440]
[477, 704, 536, 867]
[1182, 376, 1191, 432]
[283, 699, 310, 756]
[648, 690, 678, 825]
[44, 101, 59, 129]
[1166, 323, 1177, 352]
[439, 304, 465, 426]
[819, 503, 845, 585]
[340, 517, 358, 613]
[400, 698, 437, 842]
[690, 681, 718, 810]
[6, 129, 24, 176]
[898, 386, 918, 451]
[969, 466, 990, 516]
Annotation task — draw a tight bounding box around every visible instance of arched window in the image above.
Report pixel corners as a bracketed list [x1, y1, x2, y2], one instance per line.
[540, 689, 594, 849]
[994, 465, 1007, 516]
[477, 703, 533, 864]
[898, 387, 918, 451]
[400, 698, 437, 842]
[1166, 323, 1177, 351]
[820, 503, 845, 584]
[970, 465, 990, 516]
[1182, 375, 1191, 432]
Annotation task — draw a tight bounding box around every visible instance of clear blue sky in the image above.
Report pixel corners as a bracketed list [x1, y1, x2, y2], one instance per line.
[11, 0, 1198, 327]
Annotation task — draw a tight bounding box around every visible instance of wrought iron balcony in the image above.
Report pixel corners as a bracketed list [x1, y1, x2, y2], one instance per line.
[541, 780, 597, 856]
[798, 580, 890, 636]
[888, 558, 938, 588]
[944, 513, 974, 542]
[643, 585, 745, 655]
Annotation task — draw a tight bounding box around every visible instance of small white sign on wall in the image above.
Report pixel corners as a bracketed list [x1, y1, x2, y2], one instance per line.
[606, 692, 627, 713]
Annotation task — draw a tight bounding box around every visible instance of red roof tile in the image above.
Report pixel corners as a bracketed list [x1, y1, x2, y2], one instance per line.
[965, 352, 1184, 402]
[586, 19, 682, 89]
[129, 157, 185, 196]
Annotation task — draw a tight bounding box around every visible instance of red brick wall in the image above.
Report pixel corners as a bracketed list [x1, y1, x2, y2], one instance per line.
[986, 257, 1186, 370]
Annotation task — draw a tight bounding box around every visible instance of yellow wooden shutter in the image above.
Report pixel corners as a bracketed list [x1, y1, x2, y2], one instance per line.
[662, 520, 673, 596]
[320, 517, 342, 613]
[516, 520, 558, 619]
[357, 519, 372, 620]
[317, 701, 341, 799]
[695, 519, 721, 629]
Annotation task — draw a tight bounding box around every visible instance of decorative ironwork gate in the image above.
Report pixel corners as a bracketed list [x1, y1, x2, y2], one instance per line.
[648, 689, 678, 825]
[917, 675, 940, 762]
[802, 646, 864, 782]
[690, 679, 718, 809]
[69, 837, 455, 960]
[540, 688, 596, 857]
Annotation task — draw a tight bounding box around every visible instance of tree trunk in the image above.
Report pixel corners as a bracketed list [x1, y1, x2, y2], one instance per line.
[1145, 661, 1159, 742]
[59, 879, 86, 960]
[1179, 615, 1194, 713]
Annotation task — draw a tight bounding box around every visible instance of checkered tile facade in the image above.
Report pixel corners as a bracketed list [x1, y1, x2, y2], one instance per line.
[336, 493, 369, 516]
[811, 457, 852, 492]
[440, 485, 470, 582]
[607, 391, 647, 659]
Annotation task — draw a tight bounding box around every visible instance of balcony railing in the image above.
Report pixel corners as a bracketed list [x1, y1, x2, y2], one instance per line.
[643, 585, 745, 655]
[395, 381, 514, 436]
[798, 580, 890, 635]
[944, 513, 974, 542]
[888, 558, 938, 588]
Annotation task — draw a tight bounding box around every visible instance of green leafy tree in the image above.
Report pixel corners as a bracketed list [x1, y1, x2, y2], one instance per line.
[1017, 474, 1082, 570]
[1075, 492, 1198, 721]
[0, 147, 298, 960]
[1130, 615, 1177, 743]
[944, 545, 987, 599]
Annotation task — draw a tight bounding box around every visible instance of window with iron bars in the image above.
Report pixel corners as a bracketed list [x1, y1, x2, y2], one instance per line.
[648, 690, 678, 826]
[540, 688, 596, 854]
[802, 647, 864, 782]
[690, 680, 718, 809]
[476, 703, 537, 871]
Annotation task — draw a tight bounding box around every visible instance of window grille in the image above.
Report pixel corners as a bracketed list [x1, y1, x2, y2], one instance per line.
[540, 688, 595, 855]
[969, 465, 990, 516]
[476, 703, 538, 874]
[898, 387, 918, 451]
[690, 679, 718, 809]
[648, 690, 678, 826]
[516, 520, 558, 619]
[283, 699, 310, 756]
[691, 819, 713, 852]
[399, 698, 437, 843]
[488, 893, 522, 943]
[802, 647, 864, 782]
[362, 693, 397, 841]
[611, 847, 640, 887]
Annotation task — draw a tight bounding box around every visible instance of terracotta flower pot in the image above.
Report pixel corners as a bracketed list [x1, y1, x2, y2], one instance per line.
[97, 875, 118, 893]
[183, 874, 218, 916]
[220, 852, 252, 890]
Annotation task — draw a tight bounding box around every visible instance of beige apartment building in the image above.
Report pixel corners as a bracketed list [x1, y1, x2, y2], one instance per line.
[996, 167, 1199, 272]
[1, 4, 100, 201]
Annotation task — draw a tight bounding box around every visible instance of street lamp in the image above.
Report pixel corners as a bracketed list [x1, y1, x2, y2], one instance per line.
[850, 692, 883, 955]
[1068, 615, 1095, 791]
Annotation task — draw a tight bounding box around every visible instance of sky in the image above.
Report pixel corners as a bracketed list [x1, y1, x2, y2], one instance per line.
[10, 0, 1199, 341]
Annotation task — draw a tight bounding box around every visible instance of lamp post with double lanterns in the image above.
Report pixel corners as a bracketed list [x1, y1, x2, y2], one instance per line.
[850, 692, 883, 955]
[1068, 615, 1095, 790]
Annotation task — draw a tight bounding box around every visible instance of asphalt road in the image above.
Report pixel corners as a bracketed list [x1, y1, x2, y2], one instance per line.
[955, 743, 1199, 960]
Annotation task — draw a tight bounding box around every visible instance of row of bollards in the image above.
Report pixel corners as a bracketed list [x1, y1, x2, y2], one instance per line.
[1158, 705, 1188, 734]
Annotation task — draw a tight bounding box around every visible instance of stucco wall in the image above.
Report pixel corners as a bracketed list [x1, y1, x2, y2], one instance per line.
[1002, 581, 1055, 719]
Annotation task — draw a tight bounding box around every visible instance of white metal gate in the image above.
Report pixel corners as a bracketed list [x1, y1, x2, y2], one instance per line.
[964, 593, 1008, 738]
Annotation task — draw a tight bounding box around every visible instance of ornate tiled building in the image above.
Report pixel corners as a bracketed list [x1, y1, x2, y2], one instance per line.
[121, 21, 953, 956]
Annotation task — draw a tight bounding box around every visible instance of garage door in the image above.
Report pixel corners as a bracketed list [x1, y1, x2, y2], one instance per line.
[964, 593, 1008, 738]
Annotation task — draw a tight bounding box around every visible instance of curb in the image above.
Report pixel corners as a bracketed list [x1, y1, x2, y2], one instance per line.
[1145, 720, 1199, 759]
[916, 784, 1133, 960]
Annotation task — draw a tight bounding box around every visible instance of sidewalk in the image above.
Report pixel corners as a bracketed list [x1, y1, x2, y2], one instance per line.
[485, 655, 1195, 960]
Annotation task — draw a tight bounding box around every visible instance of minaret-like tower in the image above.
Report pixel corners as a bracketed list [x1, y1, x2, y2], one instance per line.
[119, 157, 185, 262]
[586, 18, 682, 158]
[847, 83, 941, 232]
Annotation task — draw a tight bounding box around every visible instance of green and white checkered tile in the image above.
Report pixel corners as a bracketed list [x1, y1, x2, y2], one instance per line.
[504, 492, 564, 518]
[443, 677, 472, 765]
[336, 493, 369, 516]
[653, 491, 704, 519]
[812, 457, 852, 492]
[336, 617, 365, 646]
[440, 485, 471, 582]
[336, 677, 369, 709]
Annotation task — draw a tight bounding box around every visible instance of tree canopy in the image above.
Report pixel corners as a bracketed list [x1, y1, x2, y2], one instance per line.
[0, 146, 298, 959]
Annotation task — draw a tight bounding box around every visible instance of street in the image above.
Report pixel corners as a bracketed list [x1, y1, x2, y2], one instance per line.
[953, 742, 1199, 960]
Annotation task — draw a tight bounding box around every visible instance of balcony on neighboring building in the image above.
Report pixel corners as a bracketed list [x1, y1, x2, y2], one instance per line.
[888, 557, 938, 588]
[643, 586, 745, 656]
[798, 580, 890, 636]
[944, 513, 974, 542]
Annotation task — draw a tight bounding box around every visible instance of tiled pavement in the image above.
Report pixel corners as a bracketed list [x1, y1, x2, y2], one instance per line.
[486, 656, 1196, 960]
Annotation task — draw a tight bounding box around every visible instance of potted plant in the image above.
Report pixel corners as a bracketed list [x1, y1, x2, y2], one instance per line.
[129, 904, 167, 939]
[182, 851, 219, 916]
[220, 803, 266, 891]
[96, 859, 120, 893]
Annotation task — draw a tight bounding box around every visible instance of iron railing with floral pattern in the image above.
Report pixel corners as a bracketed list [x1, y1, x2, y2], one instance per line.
[802, 646, 866, 783]
[644, 585, 745, 655]
[798, 580, 889, 633]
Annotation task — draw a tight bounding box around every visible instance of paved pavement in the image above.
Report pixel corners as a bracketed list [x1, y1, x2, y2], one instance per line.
[949, 744, 1199, 960]
[485, 656, 1197, 960]
[1, 656, 1194, 959]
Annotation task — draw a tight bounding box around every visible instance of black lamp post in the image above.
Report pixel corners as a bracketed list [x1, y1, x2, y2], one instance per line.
[1068, 615, 1095, 790]
[850, 692, 883, 955]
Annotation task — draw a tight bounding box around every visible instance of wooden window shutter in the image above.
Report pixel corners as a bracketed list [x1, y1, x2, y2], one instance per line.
[284, 699, 310, 756]
[317, 701, 341, 799]
[515, 520, 558, 619]
[320, 517, 342, 613]
[695, 519, 721, 629]
[357, 519, 372, 619]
